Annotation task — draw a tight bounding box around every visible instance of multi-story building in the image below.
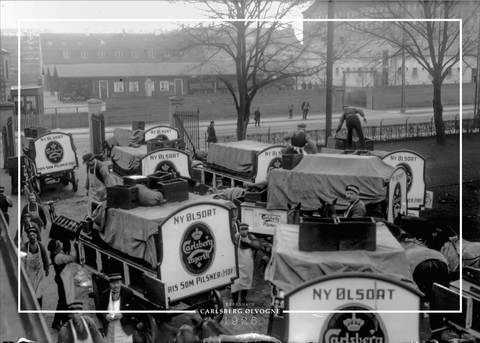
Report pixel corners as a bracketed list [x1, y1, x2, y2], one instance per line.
[41, 31, 238, 101]
[0, 29, 42, 87]
[302, 0, 478, 86]
[0, 48, 12, 103]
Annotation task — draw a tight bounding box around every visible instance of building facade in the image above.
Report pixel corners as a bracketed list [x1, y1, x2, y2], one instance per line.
[41, 32, 236, 101]
[0, 48, 12, 102]
[0, 29, 42, 87]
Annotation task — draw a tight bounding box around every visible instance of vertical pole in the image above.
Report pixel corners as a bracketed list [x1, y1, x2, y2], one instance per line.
[474, 13, 480, 120]
[400, 5, 406, 113]
[325, 0, 335, 138]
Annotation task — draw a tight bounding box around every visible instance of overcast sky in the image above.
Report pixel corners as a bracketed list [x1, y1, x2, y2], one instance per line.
[1, 1, 306, 34]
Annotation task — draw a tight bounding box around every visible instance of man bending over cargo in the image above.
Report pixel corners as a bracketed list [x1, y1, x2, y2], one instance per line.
[282, 123, 318, 154]
[335, 105, 367, 150]
[83, 153, 116, 210]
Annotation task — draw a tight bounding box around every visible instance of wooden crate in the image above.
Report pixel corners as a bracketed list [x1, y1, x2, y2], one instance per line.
[157, 178, 189, 203]
[106, 185, 139, 209]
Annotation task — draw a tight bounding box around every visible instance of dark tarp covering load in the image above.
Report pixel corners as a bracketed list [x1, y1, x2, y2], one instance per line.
[266, 154, 395, 211]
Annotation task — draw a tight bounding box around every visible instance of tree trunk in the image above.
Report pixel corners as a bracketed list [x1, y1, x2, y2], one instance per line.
[432, 77, 446, 145]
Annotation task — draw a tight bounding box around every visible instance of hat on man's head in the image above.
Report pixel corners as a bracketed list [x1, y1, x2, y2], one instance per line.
[82, 153, 94, 164]
[108, 273, 123, 282]
[23, 212, 32, 218]
[238, 223, 249, 230]
[0, 186, 5, 192]
[342, 105, 350, 109]
[297, 123, 307, 129]
[345, 184, 360, 194]
[68, 301, 84, 311]
[25, 227, 38, 235]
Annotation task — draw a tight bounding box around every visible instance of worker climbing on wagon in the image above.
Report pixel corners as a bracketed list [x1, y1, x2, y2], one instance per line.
[231, 223, 260, 307]
[344, 185, 367, 218]
[334, 105, 367, 150]
[83, 153, 116, 212]
[282, 123, 318, 154]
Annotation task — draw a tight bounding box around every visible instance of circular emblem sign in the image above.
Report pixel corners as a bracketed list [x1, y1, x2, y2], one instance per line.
[155, 161, 177, 173]
[323, 309, 386, 343]
[398, 162, 413, 193]
[393, 182, 402, 225]
[181, 223, 215, 275]
[45, 141, 64, 164]
[267, 157, 282, 173]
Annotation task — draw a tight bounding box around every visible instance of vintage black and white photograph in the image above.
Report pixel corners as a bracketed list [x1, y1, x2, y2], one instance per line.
[1, 0, 480, 342]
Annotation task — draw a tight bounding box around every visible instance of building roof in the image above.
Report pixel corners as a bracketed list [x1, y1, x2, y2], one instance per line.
[44, 61, 236, 78]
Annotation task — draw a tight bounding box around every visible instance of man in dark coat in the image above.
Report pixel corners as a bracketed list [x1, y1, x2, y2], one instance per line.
[335, 105, 367, 150]
[301, 100, 310, 119]
[282, 123, 318, 154]
[97, 273, 143, 343]
[206, 121, 217, 147]
[254, 108, 261, 127]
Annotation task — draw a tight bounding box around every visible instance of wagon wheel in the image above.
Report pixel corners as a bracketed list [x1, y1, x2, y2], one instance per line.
[199, 290, 224, 321]
[132, 304, 159, 343]
[70, 170, 78, 192]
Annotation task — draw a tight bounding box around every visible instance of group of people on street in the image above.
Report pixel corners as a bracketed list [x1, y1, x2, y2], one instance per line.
[286, 100, 310, 120]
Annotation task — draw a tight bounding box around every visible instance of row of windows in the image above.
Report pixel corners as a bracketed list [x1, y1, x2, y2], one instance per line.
[61, 50, 188, 60]
[113, 80, 170, 93]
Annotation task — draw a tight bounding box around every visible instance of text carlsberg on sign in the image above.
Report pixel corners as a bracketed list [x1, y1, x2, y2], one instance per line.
[323, 312, 386, 343]
[181, 223, 215, 275]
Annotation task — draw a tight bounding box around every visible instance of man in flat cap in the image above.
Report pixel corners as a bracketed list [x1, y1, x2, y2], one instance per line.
[282, 123, 318, 154]
[231, 223, 260, 306]
[83, 153, 116, 214]
[0, 186, 13, 225]
[58, 301, 105, 343]
[335, 105, 367, 150]
[344, 185, 367, 218]
[20, 227, 49, 308]
[21, 192, 47, 234]
[14, 212, 42, 246]
[97, 273, 143, 343]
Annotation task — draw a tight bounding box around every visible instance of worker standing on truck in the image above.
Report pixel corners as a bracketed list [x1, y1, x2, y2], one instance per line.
[83, 153, 116, 213]
[282, 123, 318, 154]
[335, 105, 367, 150]
[98, 273, 144, 343]
[231, 223, 260, 307]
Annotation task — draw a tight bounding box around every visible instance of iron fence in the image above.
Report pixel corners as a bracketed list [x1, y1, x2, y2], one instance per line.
[216, 116, 479, 146]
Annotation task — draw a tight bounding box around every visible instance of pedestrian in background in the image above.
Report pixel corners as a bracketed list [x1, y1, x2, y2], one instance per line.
[48, 238, 78, 331]
[206, 121, 217, 148]
[301, 100, 310, 120]
[98, 273, 144, 343]
[21, 193, 47, 233]
[0, 186, 13, 225]
[58, 301, 105, 343]
[287, 100, 294, 119]
[254, 107, 261, 127]
[231, 223, 260, 306]
[20, 227, 49, 308]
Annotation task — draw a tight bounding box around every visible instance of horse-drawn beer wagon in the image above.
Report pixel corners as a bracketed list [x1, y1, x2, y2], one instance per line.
[21, 130, 79, 195]
[47, 192, 239, 341]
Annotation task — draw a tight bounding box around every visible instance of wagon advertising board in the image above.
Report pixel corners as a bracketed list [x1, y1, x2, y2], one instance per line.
[159, 202, 238, 302]
[33, 132, 78, 175]
[283, 273, 424, 343]
[140, 148, 191, 178]
[254, 145, 284, 183]
[382, 150, 426, 210]
[144, 125, 179, 141]
[387, 165, 408, 224]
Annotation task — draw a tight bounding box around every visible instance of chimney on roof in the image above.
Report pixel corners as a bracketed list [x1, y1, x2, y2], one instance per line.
[85, 29, 90, 36]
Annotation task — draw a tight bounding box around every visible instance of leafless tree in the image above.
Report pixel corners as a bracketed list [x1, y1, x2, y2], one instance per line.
[347, 0, 479, 145]
[168, 0, 340, 140]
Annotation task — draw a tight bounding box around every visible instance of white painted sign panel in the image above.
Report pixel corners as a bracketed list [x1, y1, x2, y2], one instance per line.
[141, 149, 191, 177]
[144, 126, 179, 141]
[387, 166, 408, 224]
[284, 274, 422, 343]
[255, 146, 284, 183]
[160, 203, 237, 302]
[382, 150, 426, 209]
[33, 132, 78, 174]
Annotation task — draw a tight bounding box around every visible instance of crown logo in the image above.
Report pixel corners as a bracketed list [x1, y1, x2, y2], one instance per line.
[161, 164, 169, 171]
[192, 227, 203, 240]
[343, 314, 364, 332]
[273, 160, 282, 168]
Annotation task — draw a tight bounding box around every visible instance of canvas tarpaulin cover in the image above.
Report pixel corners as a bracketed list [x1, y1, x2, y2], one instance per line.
[266, 154, 395, 211]
[207, 140, 276, 174]
[113, 128, 146, 146]
[110, 145, 148, 171]
[264, 222, 414, 293]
